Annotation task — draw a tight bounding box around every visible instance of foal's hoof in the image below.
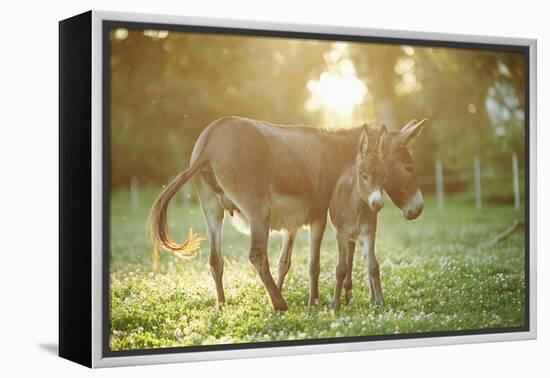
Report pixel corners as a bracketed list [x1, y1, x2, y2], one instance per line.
[308, 297, 319, 307]
[332, 300, 341, 311]
[374, 298, 385, 307]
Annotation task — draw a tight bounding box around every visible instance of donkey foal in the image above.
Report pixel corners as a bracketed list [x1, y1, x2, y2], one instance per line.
[329, 123, 388, 310]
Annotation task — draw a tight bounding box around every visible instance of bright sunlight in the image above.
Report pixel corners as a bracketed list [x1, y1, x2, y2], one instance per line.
[305, 43, 367, 117]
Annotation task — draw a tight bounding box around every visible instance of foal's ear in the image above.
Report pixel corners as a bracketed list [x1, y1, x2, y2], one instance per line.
[399, 118, 429, 146]
[359, 124, 369, 156]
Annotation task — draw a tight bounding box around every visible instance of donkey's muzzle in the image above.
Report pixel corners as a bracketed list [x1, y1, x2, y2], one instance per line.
[402, 190, 424, 220]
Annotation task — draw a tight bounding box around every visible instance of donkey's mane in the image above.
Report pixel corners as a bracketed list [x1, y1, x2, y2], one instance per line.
[231, 116, 365, 138]
[268, 121, 364, 137]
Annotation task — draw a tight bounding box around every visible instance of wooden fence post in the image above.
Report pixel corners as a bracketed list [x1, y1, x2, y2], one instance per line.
[435, 159, 444, 211]
[512, 153, 520, 210]
[474, 157, 482, 209]
[130, 177, 139, 212]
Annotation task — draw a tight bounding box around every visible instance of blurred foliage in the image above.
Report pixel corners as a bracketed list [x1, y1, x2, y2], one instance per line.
[110, 29, 526, 197]
[110, 30, 329, 187]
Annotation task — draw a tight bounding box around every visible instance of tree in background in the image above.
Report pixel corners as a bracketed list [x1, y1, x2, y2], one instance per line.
[110, 29, 330, 188]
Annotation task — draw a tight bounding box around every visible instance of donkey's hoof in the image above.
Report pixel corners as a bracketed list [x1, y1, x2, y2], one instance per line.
[332, 300, 341, 311]
[345, 292, 352, 305]
[272, 299, 288, 311]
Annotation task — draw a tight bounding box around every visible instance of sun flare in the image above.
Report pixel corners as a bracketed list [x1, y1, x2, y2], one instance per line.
[305, 44, 367, 117]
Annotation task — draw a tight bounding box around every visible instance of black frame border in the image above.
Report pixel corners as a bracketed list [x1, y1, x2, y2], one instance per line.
[59, 11, 93, 367]
[101, 19, 531, 358]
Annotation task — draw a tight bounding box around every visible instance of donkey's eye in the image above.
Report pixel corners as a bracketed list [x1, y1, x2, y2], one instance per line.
[404, 166, 414, 173]
[361, 173, 369, 181]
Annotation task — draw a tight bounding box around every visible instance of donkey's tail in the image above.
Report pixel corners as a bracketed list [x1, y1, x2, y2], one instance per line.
[147, 147, 208, 269]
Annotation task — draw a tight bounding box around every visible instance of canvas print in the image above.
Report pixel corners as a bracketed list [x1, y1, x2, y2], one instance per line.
[107, 25, 527, 353]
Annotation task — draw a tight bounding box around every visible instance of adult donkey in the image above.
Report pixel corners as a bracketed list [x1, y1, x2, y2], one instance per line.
[148, 116, 427, 311]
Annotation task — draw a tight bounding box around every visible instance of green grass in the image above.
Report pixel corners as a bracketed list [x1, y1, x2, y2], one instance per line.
[109, 188, 526, 351]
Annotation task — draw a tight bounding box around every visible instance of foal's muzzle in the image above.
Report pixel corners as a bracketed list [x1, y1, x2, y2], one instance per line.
[368, 190, 384, 212]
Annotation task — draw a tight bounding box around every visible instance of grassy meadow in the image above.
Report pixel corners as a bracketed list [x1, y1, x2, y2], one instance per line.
[109, 188, 526, 351]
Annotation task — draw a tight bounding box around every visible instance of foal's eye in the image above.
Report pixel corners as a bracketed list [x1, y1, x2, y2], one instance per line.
[404, 165, 414, 173]
[361, 173, 369, 181]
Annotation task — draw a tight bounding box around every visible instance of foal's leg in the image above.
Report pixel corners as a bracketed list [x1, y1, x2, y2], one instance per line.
[364, 221, 384, 306]
[276, 229, 297, 291]
[195, 178, 225, 309]
[362, 237, 376, 302]
[248, 210, 288, 311]
[332, 232, 349, 310]
[344, 240, 356, 305]
[309, 216, 327, 306]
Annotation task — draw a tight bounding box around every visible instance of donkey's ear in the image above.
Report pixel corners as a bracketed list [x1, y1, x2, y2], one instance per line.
[399, 118, 429, 146]
[379, 125, 389, 156]
[400, 119, 418, 132]
[359, 124, 369, 156]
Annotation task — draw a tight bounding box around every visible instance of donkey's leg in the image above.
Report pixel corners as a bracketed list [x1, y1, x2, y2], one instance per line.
[332, 232, 349, 311]
[365, 223, 384, 306]
[206, 209, 225, 309]
[368, 276, 376, 302]
[195, 178, 226, 309]
[308, 216, 327, 306]
[276, 229, 297, 291]
[248, 212, 288, 311]
[344, 240, 356, 305]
